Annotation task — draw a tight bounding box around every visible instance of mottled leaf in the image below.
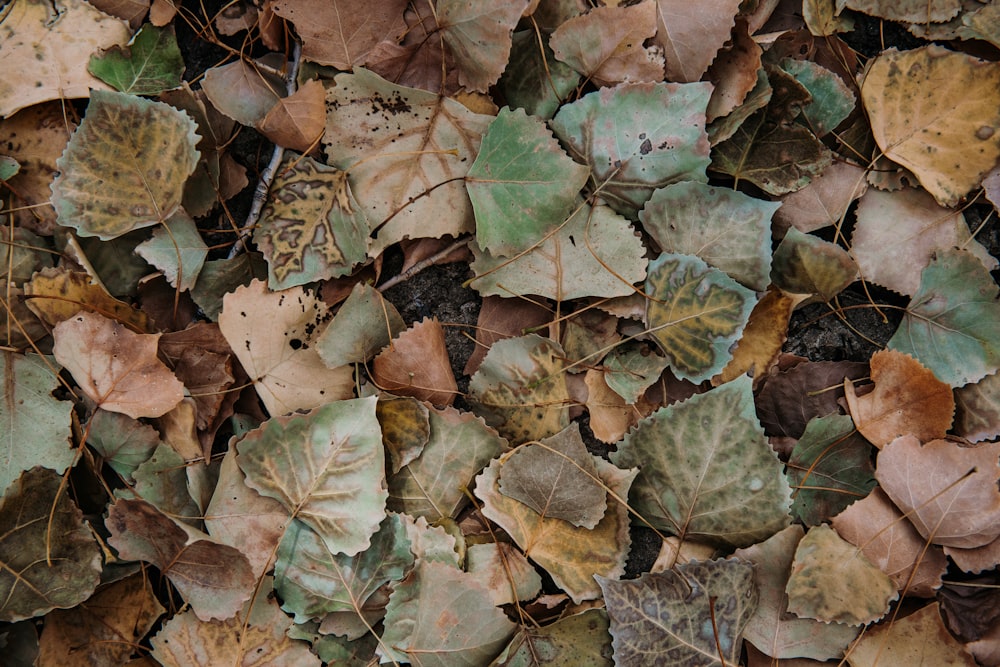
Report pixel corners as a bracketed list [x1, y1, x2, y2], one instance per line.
[492, 609, 612, 667]
[551, 81, 712, 217]
[51, 90, 200, 239]
[612, 376, 792, 548]
[644, 253, 756, 383]
[597, 559, 757, 667]
[778, 58, 854, 137]
[848, 602, 977, 667]
[236, 397, 386, 557]
[771, 227, 856, 301]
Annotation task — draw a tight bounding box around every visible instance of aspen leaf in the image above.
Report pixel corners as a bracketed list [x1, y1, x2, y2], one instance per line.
[861, 46, 1000, 206]
[840, 0, 961, 24]
[51, 90, 200, 240]
[844, 349, 954, 447]
[847, 602, 977, 667]
[135, 209, 208, 292]
[88, 23, 184, 95]
[436, 0, 531, 92]
[653, 0, 742, 83]
[372, 318, 458, 406]
[715, 287, 794, 387]
[314, 281, 405, 368]
[954, 372, 1000, 443]
[257, 78, 326, 152]
[200, 59, 283, 127]
[500, 30, 581, 120]
[52, 311, 184, 419]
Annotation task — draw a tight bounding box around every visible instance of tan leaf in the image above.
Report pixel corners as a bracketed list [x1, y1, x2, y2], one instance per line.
[773, 160, 868, 235]
[372, 318, 458, 406]
[463, 295, 551, 377]
[876, 436, 1000, 549]
[653, 0, 741, 83]
[584, 369, 639, 444]
[201, 59, 283, 127]
[218, 279, 354, 416]
[24, 267, 150, 332]
[258, 78, 326, 152]
[148, 0, 177, 25]
[840, 0, 961, 23]
[944, 535, 1000, 575]
[53, 311, 184, 419]
[861, 45, 1000, 206]
[0, 0, 130, 118]
[706, 18, 762, 121]
[852, 187, 997, 296]
[844, 349, 954, 447]
[271, 0, 408, 69]
[847, 602, 977, 667]
[832, 488, 947, 597]
[550, 1, 663, 87]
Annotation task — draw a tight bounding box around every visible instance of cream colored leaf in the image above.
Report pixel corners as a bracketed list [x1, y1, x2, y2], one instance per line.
[861, 46, 1000, 206]
[218, 279, 354, 416]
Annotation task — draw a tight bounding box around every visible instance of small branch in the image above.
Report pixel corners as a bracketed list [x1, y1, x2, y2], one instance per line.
[378, 237, 472, 292]
[227, 40, 303, 259]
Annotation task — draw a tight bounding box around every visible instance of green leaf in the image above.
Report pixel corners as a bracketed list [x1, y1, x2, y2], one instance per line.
[733, 526, 860, 660]
[778, 58, 855, 137]
[236, 397, 387, 557]
[477, 451, 635, 603]
[499, 30, 581, 120]
[88, 24, 185, 95]
[387, 405, 506, 521]
[468, 334, 571, 444]
[51, 90, 200, 240]
[0, 468, 102, 622]
[550, 81, 712, 217]
[0, 353, 74, 497]
[274, 513, 413, 623]
[254, 155, 369, 289]
[314, 282, 406, 368]
[888, 248, 1000, 387]
[131, 444, 201, 525]
[785, 524, 896, 626]
[770, 227, 857, 300]
[468, 107, 590, 256]
[611, 376, 792, 548]
[498, 424, 607, 529]
[135, 209, 208, 292]
[190, 252, 267, 321]
[85, 409, 162, 483]
[639, 181, 777, 290]
[0, 156, 19, 181]
[469, 202, 646, 300]
[602, 342, 669, 404]
[644, 253, 756, 383]
[379, 560, 516, 666]
[597, 559, 758, 667]
[492, 609, 613, 667]
[787, 414, 876, 526]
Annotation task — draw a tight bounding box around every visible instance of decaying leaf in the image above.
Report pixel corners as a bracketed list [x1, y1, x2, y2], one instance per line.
[372, 318, 458, 406]
[862, 46, 1000, 206]
[847, 602, 977, 667]
[653, 0, 742, 83]
[52, 311, 184, 419]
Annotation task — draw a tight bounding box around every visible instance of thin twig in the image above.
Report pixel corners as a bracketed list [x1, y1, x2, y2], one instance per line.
[378, 237, 472, 292]
[227, 40, 302, 259]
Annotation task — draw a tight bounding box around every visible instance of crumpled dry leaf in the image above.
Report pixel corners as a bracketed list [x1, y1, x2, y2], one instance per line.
[52, 311, 184, 419]
[844, 348, 954, 447]
[372, 318, 458, 406]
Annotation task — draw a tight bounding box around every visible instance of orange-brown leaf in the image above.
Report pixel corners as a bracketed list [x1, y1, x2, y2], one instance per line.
[373, 318, 458, 406]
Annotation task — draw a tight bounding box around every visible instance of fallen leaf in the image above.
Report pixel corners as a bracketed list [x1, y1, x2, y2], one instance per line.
[377, 396, 430, 474]
[499, 424, 607, 529]
[756, 360, 869, 438]
[715, 287, 795, 387]
[257, 78, 326, 152]
[773, 160, 867, 235]
[236, 397, 386, 557]
[0, 0, 130, 118]
[844, 348, 954, 447]
[861, 45, 1000, 206]
[954, 372, 1000, 443]
[0, 468, 103, 622]
[706, 18, 762, 121]
[550, 1, 663, 87]
[88, 23, 184, 95]
[785, 524, 897, 625]
[597, 559, 757, 666]
[52, 311, 184, 419]
[436, 0, 531, 92]
[466, 542, 542, 607]
[135, 209, 208, 292]
[24, 267, 150, 332]
[778, 57, 855, 138]
[612, 376, 792, 548]
[218, 279, 354, 416]
[200, 58, 284, 127]
[462, 295, 550, 377]
[644, 253, 757, 383]
[734, 526, 860, 660]
[653, 0, 742, 83]
[372, 318, 458, 406]
[846, 602, 977, 667]
[314, 281, 405, 368]
[832, 487, 948, 597]
[876, 436, 1000, 549]
[85, 409, 162, 483]
[584, 368, 641, 444]
[500, 30, 581, 120]
[840, 0, 961, 23]
[492, 609, 612, 666]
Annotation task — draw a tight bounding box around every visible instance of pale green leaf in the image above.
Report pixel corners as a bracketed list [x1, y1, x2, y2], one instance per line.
[254, 155, 369, 289]
[469, 202, 646, 300]
[597, 559, 757, 667]
[132, 444, 201, 525]
[88, 23, 185, 95]
[190, 252, 268, 321]
[645, 253, 756, 383]
[85, 409, 162, 483]
[550, 81, 712, 217]
[0, 353, 73, 497]
[888, 248, 1000, 387]
[611, 376, 792, 548]
[236, 397, 386, 557]
[468, 334, 570, 444]
[51, 90, 200, 240]
[602, 342, 669, 404]
[0, 468, 102, 622]
[639, 181, 777, 290]
[135, 209, 208, 292]
[778, 58, 855, 137]
[315, 282, 405, 368]
[468, 107, 589, 256]
[379, 560, 516, 667]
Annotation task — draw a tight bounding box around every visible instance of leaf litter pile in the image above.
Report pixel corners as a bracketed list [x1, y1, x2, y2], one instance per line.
[4, 0, 1000, 664]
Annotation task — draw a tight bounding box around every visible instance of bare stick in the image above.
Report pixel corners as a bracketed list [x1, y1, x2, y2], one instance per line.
[227, 40, 303, 259]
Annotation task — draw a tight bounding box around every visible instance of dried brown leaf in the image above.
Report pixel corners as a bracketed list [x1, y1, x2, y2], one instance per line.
[372, 318, 458, 406]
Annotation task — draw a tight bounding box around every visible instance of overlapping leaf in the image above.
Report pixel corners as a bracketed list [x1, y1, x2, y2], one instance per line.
[88, 23, 184, 95]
